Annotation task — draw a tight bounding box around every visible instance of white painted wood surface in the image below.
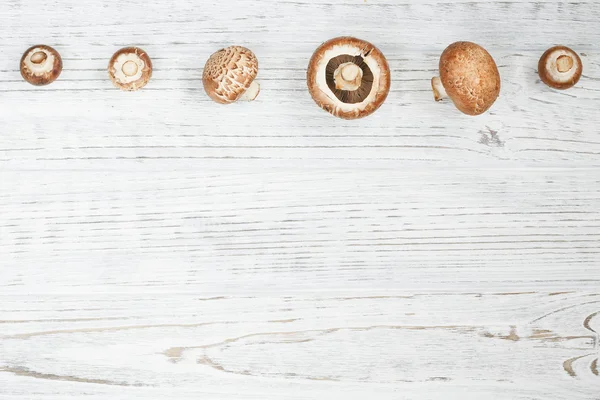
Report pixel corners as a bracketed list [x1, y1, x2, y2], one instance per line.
[1, 0, 600, 398]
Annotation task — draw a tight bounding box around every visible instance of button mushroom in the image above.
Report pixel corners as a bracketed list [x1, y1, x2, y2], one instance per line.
[108, 47, 152, 91]
[20, 45, 62, 86]
[538, 45, 582, 90]
[431, 41, 501, 116]
[307, 37, 390, 119]
[203, 46, 260, 104]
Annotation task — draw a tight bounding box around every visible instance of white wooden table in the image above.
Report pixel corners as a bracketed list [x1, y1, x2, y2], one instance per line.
[1, 1, 600, 398]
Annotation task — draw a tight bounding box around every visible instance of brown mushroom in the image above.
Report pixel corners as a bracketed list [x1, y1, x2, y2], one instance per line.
[108, 47, 152, 91]
[203, 46, 260, 104]
[431, 41, 501, 116]
[538, 46, 582, 90]
[307, 37, 390, 119]
[20, 45, 62, 86]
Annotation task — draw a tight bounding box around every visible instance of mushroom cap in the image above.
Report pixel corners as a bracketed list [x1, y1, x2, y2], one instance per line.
[20, 45, 63, 86]
[108, 47, 152, 91]
[438, 41, 501, 116]
[538, 45, 582, 90]
[307, 37, 390, 120]
[203, 46, 259, 104]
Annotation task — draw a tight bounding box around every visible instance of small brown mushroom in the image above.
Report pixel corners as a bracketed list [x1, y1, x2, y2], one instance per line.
[431, 41, 501, 116]
[20, 45, 62, 86]
[538, 45, 582, 90]
[108, 47, 152, 91]
[307, 36, 390, 119]
[203, 46, 260, 104]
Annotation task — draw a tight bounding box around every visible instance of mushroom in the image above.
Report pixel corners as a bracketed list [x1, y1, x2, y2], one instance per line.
[108, 47, 152, 91]
[20, 45, 62, 86]
[203, 46, 260, 104]
[538, 45, 582, 90]
[307, 36, 390, 119]
[431, 41, 501, 116]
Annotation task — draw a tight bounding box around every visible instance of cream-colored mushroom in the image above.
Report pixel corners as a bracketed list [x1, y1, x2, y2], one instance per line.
[431, 41, 501, 116]
[203, 46, 260, 104]
[307, 36, 391, 120]
[108, 47, 153, 91]
[538, 46, 582, 90]
[20, 45, 63, 86]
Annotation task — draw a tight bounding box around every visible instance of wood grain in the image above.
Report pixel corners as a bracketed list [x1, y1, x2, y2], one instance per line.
[1, 293, 599, 399]
[1, 0, 600, 398]
[2, 169, 600, 293]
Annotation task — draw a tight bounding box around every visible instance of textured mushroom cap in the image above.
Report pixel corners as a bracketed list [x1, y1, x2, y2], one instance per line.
[538, 45, 582, 90]
[439, 41, 501, 116]
[108, 47, 153, 91]
[203, 46, 259, 104]
[307, 37, 390, 120]
[20, 45, 63, 86]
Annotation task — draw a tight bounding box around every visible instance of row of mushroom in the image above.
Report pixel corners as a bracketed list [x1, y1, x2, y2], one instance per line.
[20, 38, 583, 120]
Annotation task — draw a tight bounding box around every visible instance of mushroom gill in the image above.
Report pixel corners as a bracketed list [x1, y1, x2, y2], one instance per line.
[325, 55, 374, 104]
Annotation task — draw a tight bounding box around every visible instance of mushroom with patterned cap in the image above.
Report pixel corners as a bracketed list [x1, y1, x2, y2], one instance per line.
[20, 45, 63, 86]
[538, 45, 582, 90]
[108, 47, 153, 91]
[203, 46, 260, 104]
[431, 41, 501, 116]
[307, 36, 391, 119]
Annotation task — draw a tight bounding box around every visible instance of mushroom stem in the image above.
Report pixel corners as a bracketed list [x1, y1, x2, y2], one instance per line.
[341, 63, 360, 82]
[239, 80, 260, 101]
[334, 62, 363, 91]
[431, 77, 448, 101]
[30, 51, 47, 64]
[556, 55, 574, 73]
[122, 60, 139, 77]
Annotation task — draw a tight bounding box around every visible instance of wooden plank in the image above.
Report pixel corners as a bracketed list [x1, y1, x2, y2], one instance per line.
[0, 2, 599, 170]
[1, 293, 599, 399]
[2, 169, 600, 294]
